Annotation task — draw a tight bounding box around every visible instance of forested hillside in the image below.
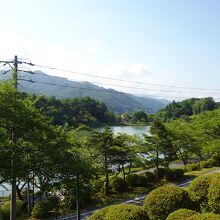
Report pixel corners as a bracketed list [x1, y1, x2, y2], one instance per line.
[29, 94, 116, 127]
[15, 71, 169, 113]
[156, 97, 218, 121]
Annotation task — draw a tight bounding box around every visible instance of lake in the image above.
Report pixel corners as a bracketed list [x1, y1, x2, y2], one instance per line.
[0, 126, 150, 195]
[99, 125, 150, 136]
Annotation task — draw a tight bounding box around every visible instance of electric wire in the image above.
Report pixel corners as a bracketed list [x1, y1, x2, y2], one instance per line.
[2, 59, 220, 99]
[20, 79, 220, 100]
[27, 62, 220, 91]
[21, 70, 220, 95]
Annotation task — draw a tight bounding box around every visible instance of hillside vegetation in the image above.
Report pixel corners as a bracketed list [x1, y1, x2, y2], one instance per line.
[156, 97, 217, 121]
[16, 71, 168, 113]
[29, 94, 116, 127]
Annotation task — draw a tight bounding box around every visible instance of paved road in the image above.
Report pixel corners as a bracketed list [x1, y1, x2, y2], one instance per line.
[57, 179, 193, 220]
[57, 168, 220, 220]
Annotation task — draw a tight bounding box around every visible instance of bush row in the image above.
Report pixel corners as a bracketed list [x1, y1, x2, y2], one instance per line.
[154, 168, 184, 181]
[166, 209, 220, 220]
[111, 171, 157, 192]
[183, 157, 219, 172]
[89, 173, 220, 220]
[87, 204, 148, 220]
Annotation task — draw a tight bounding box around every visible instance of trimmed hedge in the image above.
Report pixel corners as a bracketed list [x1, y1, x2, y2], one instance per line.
[88, 204, 148, 220]
[126, 174, 139, 187]
[87, 206, 112, 220]
[166, 209, 197, 220]
[173, 168, 184, 179]
[144, 171, 156, 183]
[211, 155, 220, 166]
[187, 174, 214, 211]
[208, 173, 220, 213]
[31, 199, 56, 219]
[154, 168, 184, 181]
[154, 168, 167, 179]
[199, 159, 215, 169]
[164, 169, 176, 181]
[144, 185, 192, 220]
[137, 175, 148, 187]
[163, 169, 184, 181]
[187, 213, 220, 219]
[183, 163, 200, 172]
[0, 200, 23, 220]
[111, 177, 127, 192]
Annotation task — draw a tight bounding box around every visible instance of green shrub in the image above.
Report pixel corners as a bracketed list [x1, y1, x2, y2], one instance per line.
[211, 155, 220, 166]
[144, 185, 192, 220]
[87, 206, 112, 220]
[111, 177, 127, 192]
[154, 168, 167, 179]
[173, 168, 184, 179]
[164, 169, 184, 181]
[137, 175, 148, 187]
[0, 200, 23, 220]
[187, 213, 220, 219]
[125, 174, 139, 187]
[88, 204, 148, 220]
[187, 174, 214, 211]
[207, 158, 217, 167]
[144, 171, 155, 182]
[199, 159, 215, 169]
[208, 173, 220, 213]
[31, 200, 54, 219]
[184, 163, 200, 172]
[166, 209, 197, 220]
[164, 169, 176, 181]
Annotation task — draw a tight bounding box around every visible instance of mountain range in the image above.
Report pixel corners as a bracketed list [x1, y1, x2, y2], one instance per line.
[2, 71, 169, 113]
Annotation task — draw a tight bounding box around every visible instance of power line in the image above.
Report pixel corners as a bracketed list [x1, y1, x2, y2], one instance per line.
[21, 79, 220, 100]
[2, 58, 220, 99]
[26, 71, 220, 95]
[28, 62, 220, 91]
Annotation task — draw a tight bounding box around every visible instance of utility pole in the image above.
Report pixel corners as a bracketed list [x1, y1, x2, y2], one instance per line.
[13, 55, 18, 89]
[0, 55, 34, 220]
[10, 55, 18, 220]
[76, 174, 80, 220]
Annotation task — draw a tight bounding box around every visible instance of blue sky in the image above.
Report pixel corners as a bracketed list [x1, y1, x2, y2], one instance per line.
[0, 0, 220, 100]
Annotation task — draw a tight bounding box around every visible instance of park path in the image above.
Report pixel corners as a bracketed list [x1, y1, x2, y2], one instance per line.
[57, 167, 220, 220]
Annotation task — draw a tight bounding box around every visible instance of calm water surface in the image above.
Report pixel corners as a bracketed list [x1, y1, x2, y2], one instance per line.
[99, 125, 150, 136]
[0, 126, 150, 194]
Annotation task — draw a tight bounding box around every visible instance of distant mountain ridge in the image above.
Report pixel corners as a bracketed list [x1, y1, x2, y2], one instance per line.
[1, 71, 169, 113]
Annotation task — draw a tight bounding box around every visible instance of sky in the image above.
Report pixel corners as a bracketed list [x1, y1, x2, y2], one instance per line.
[0, 0, 220, 101]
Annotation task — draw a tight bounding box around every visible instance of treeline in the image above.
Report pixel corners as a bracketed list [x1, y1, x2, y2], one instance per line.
[30, 94, 151, 127]
[29, 95, 117, 127]
[156, 97, 217, 121]
[118, 110, 151, 124]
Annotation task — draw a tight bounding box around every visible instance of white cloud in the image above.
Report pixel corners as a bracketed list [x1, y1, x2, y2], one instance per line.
[127, 62, 151, 77]
[0, 32, 200, 101]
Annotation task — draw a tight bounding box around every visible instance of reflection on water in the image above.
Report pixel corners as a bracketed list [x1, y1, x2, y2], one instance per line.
[0, 126, 150, 195]
[99, 125, 150, 136]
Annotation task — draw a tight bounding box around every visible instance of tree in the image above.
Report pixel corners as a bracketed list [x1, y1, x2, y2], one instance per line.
[0, 83, 59, 217]
[132, 111, 148, 123]
[31, 95, 116, 127]
[167, 119, 200, 165]
[88, 128, 114, 195]
[111, 133, 138, 180]
[193, 97, 216, 115]
[143, 120, 173, 178]
[0, 83, 83, 216]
